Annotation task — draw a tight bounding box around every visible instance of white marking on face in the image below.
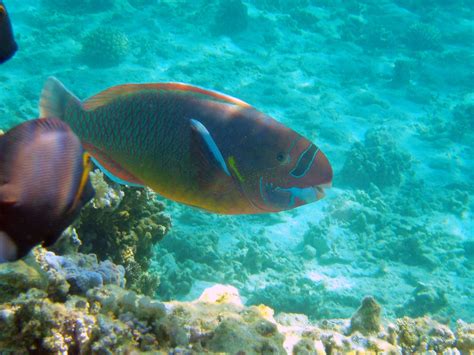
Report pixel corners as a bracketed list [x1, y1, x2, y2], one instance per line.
[275, 186, 318, 206]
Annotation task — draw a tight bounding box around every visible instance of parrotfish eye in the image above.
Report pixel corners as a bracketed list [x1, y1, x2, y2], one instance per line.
[276, 152, 289, 164]
[0, 6, 5, 17]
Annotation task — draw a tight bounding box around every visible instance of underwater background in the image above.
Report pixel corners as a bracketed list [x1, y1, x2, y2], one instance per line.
[0, 0, 473, 352]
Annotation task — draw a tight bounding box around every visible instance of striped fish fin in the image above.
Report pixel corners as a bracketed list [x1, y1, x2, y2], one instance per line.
[82, 143, 144, 187]
[83, 82, 252, 111]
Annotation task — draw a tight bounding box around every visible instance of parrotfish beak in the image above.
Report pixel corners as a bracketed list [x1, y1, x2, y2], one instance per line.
[256, 149, 333, 212]
[311, 150, 333, 200]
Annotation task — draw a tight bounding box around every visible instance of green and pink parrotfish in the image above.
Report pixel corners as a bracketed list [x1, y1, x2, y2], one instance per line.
[40, 77, 333, 214]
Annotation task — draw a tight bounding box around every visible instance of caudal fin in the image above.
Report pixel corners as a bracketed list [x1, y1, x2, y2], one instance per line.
[40, 77, 81, 120]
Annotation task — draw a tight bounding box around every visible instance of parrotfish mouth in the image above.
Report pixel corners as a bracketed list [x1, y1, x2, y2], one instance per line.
[315, 182, 332, 200]
[256, 177, 332, 212]
[315, 185, 325, 200]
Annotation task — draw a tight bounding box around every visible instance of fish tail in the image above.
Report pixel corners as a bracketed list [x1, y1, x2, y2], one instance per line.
[40, 77, 81, 121]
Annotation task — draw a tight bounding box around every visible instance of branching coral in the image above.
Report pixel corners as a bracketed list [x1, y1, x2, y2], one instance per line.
[76, 170, 171, 296]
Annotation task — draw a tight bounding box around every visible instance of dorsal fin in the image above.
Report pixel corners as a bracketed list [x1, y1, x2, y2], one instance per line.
[83, 82, 252, 111]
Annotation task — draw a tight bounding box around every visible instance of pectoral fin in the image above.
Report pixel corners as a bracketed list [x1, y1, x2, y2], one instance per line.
[190, 119, 231, 189]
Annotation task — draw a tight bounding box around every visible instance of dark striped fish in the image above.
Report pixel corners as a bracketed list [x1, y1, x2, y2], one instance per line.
[0, 118, 94, 262]
[40, 77, 332, 214]
[0, 1, 18, 64]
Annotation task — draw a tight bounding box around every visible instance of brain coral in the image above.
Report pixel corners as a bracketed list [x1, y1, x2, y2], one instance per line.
[79, 27, 129, 68]
[340, 129, 412, 190]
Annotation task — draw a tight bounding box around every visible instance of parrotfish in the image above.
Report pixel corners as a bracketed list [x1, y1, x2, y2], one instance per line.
[40, 77, 332, 214]
[0, 1, 18, 64]
[0, 118, 95, 262]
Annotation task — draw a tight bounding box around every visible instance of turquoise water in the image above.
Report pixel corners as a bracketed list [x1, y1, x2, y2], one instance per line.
[1, 0, 472, 325]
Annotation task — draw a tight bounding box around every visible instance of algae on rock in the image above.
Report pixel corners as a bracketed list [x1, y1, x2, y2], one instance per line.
[0, 256, 48, 303]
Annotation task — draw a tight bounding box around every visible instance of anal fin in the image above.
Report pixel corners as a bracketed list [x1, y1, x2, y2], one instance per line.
[82, 143, 144, 187]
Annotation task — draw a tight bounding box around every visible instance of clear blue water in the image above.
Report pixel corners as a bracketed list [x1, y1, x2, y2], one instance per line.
[1, 0, 472, 324]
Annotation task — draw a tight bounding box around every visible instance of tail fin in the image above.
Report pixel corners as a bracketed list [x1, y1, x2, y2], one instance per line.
[40, 77, 81, 120]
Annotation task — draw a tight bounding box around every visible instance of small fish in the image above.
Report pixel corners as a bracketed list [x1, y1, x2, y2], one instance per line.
[40, 77, 332, 214]
[0, 118, 95, 262]
[0, 1, 18, 64]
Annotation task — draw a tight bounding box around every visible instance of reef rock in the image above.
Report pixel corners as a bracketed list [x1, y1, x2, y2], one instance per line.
[349, 296, 382, 336]
[76, 170, 171, 296]
[198, 284, 244, 306]
[0, 255, 48, 303]
[0, 274, 472, 353]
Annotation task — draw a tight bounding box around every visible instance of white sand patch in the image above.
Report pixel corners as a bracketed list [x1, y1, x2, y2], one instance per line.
[307, 270, 353, 290]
